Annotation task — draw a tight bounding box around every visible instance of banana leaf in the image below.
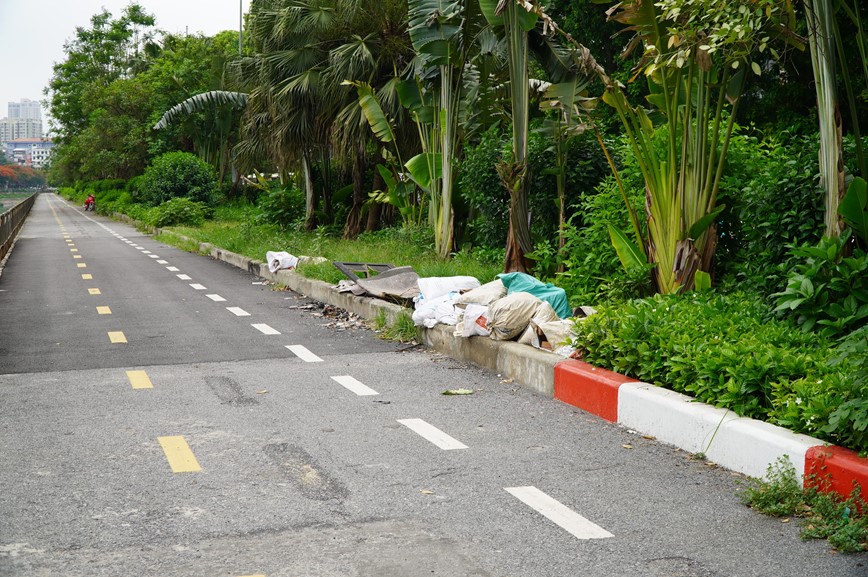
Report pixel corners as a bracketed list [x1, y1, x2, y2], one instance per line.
[839, 177, 868, 243]
[608, 224, 646, 271]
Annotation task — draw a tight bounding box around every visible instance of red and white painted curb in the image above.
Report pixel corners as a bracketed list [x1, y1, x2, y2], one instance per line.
[554, 360, 868, 500]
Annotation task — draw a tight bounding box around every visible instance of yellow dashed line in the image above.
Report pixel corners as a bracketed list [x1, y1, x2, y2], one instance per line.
[81, 274, 93, 280]
[108, 331, 127, 343]
[77, 263, 87, 268]
[73, 255, 82, 259]
[70, 248, 78, 252]
[126, 370, 153, 390]
[158, 436, 201, 473]
[88, 288, 101, 295]
[96, 306, 112, 315]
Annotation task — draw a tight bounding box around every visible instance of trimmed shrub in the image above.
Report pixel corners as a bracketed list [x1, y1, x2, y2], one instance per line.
[149, 197, 209, 227]
[138, 151, 217, 206]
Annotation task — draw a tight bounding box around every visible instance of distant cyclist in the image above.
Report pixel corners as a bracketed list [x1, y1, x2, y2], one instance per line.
[84, 194, 95, 211]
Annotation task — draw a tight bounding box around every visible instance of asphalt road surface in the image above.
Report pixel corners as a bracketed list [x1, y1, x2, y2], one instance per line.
[1, 194, 865, 576]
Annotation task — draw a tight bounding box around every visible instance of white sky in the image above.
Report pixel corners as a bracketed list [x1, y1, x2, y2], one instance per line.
[0, 1, 249, 126]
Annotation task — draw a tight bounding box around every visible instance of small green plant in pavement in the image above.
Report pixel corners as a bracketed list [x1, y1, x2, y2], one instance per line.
[741, 456, 868, 553]
[382, 311, 419, 343]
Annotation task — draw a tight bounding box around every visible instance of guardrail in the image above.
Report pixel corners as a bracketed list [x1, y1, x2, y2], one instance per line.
[0, 193, 37, 263]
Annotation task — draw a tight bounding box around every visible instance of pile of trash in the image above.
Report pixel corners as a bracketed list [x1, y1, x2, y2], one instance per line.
[408, 272, 593, 358]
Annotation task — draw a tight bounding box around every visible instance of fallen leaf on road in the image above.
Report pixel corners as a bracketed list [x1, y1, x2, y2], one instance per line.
[622, 444, 633, 449]
[781, 518, 791, 524]
[442, 388, 474, 395]
[257, 390, 269, 394]
[420, 490, 435, 495]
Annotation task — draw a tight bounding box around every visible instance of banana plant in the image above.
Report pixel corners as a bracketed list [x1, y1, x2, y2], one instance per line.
[407, 0, 489, 258]
[594, 0, 801, 293]
[537, 77, 595, 267]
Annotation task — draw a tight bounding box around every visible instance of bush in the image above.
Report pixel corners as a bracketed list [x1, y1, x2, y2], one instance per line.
[149, 198, 210, 227]
[716, 130, 824, 295]
[138, 151, 217, 207]
[256, 184, 304, 229]
[569, 292, 868, 453]
[773, 234, 868, 338]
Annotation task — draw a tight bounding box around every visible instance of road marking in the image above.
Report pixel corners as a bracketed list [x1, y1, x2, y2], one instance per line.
[125, 240, 133, 244]
[148, 255, 159, 259]
[88, 288, 101, 295]
[176, 274, 192, 280]
[108, 331, 127, 343]
[331, 375, 378, 396]
[70, 248, 78, 252]
[397, 419, 468, 450]
[206, 294, 226, 302]
[81, 274, 92, 280]
[96, 306, 112, 315]
[252, 323, 280, 335]
[190, 283, 207, 290]
[156, 260, 168, 264]
[504, 486, 614, 540]
[77, 263, 87, 268]
[158, 436, 201, 473]
[237, 574, 266, 577]
[136, 247, 146, 251]
[127, 370, 153, 389]
[227, 307, 250, 316]
[73, 255, 82, 259]
[285, 345, 322, 363]
[166, 266, 180, 272]
[142, 250, 151, 254]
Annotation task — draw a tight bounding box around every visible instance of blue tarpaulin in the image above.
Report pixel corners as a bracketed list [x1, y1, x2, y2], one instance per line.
[497, 272, 571, 319]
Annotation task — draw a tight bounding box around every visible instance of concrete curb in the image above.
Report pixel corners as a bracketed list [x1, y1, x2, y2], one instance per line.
[153, 229, 868, 499]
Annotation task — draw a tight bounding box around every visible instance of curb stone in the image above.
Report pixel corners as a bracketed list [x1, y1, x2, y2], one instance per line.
[154, 228, 868, 499]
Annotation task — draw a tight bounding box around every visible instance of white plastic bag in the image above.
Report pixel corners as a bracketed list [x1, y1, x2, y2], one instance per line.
[266, 251, 300, 273]
[461, 304, 490, 337]
[417, 276, 480, 302]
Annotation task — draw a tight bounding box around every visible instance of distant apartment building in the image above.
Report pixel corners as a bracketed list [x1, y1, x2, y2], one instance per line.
[2, 138, 54, 169]
[1, 99, 43, 141]
[8, 99, 42, 120]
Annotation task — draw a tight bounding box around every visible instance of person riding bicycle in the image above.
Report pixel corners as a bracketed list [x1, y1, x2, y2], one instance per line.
[84, 194, 95, 211]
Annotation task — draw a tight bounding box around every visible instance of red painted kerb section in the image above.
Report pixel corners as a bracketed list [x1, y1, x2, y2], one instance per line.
[553, 360, 633, 423]
[805, 445, 868, 500]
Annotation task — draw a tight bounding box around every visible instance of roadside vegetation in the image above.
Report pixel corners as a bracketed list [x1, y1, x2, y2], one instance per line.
[742, 457, 868, 553]
[51, 0, 867, 470]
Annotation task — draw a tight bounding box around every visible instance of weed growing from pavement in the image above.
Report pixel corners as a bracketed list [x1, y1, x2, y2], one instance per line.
[741, 456, 868, 553]
[372, 309, 388, 332]
[382, 311, 419, 343]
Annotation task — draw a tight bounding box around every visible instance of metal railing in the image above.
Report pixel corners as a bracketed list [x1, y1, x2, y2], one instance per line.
[0, 193, 37, 263]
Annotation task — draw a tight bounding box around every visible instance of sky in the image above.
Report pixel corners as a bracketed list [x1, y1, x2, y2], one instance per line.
[0, 1, 249, 128]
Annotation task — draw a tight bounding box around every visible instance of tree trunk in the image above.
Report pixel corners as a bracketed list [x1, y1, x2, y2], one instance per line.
[343, 147, 365, 239]
[302, 152, 317, 232]
[501, 161, 532, 273]
[365, 156, 385, 232]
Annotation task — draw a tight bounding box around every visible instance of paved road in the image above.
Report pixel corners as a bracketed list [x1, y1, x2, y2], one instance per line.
[0, 194, 865, 576]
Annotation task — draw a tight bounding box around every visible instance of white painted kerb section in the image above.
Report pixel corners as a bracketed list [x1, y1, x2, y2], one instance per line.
[618, 382, 817, 481]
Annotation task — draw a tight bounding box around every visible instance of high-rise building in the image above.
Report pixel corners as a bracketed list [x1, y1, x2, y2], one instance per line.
[2, 99, 43, 139]
[8, 99, 42, 121]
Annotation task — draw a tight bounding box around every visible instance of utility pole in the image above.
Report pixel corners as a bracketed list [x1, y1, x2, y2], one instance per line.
[239, 0, 243, 55]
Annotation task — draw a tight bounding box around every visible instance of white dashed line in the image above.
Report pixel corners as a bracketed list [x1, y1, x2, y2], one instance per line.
[142, 250, 151, 254]
[504, 486, 614, 540]
[156, 260, 168, 264]
[148, 255, 159, 259]
[331, 375, 378, 396]
[285, 345, 322, 363]
[226, 307, 250, 317]
[252, 323, 280, 335]
[206, 294, 226, 302]
[176, 274, 192, 280]
[397, 419, 468, 450]
[190, 284, 207, 290]
[136, 247, 146, 251]
[166, 266, 180, 272]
